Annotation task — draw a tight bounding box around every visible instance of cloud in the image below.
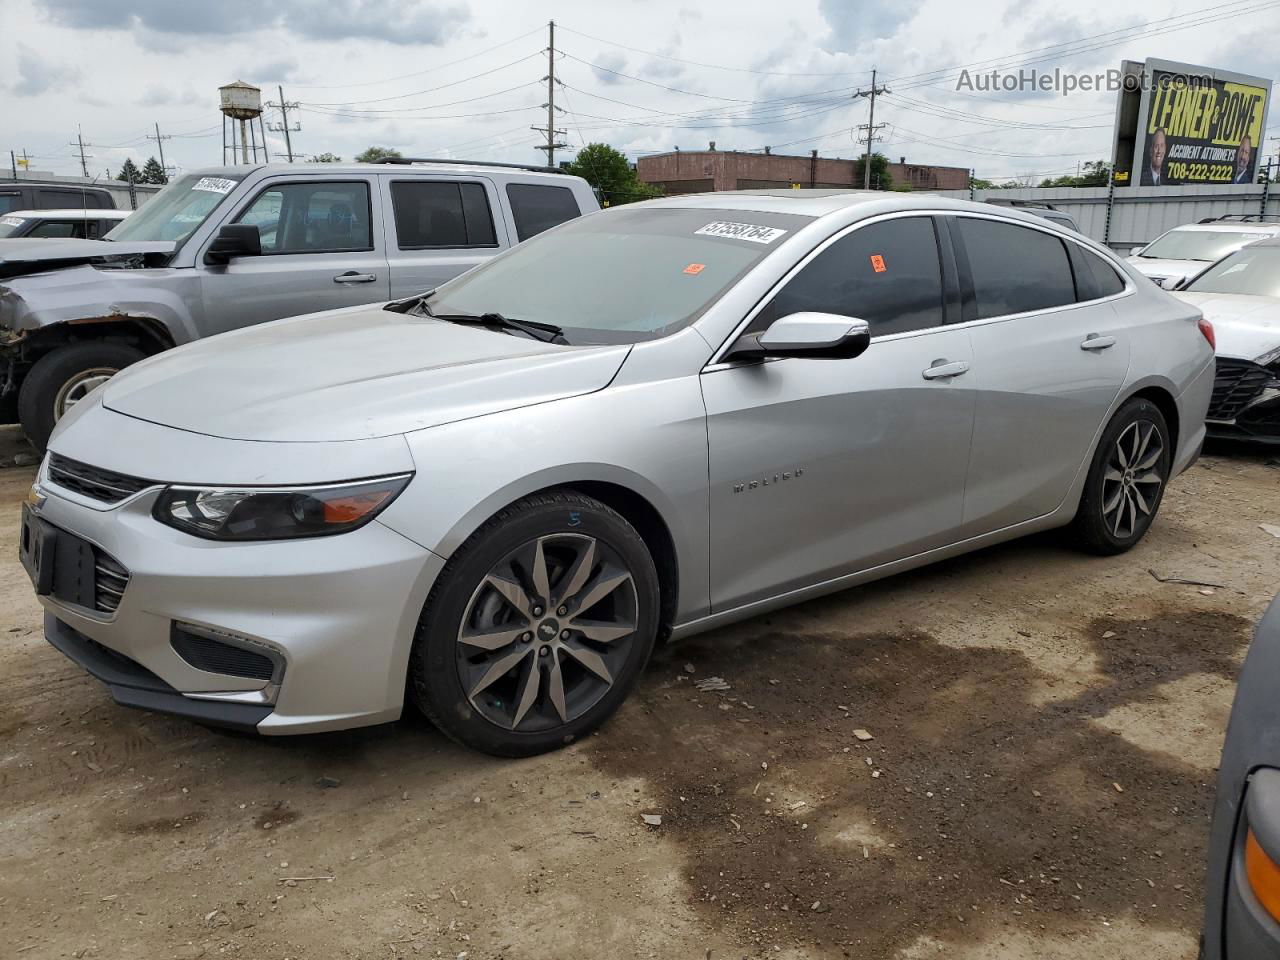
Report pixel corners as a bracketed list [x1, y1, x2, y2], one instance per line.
[12, 44, 79, 96]
[590, 51, 630, 86]
[238, 58, 299, 84]
[139, 85, 206, 108]
[818, 0, 914, 52]
[36, 0, 469, 46]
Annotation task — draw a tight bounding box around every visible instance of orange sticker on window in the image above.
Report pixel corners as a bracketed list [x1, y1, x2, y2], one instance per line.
[683, 262, 706, 275]
[870, 254, 887, 273]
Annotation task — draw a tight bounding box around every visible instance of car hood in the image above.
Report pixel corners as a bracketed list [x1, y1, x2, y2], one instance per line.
[1172, 292, 1280, 361]
[1126, 257, 1208, 283]
[102, 303, 632, 442]
[0, 237, 176, 279]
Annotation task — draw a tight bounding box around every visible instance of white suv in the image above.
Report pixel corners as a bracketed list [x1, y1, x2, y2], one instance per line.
[1127, 215, 1280, 289]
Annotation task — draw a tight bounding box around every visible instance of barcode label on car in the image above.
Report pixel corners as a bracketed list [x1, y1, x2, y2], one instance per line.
[192, 177, 237, 194]
[695, 221, 788, 244]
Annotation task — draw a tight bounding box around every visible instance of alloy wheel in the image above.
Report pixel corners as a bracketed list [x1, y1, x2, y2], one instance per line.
[456, 533, 639, 732]
[1101, 419, 1165, 540]
[54, 367, 118, 418]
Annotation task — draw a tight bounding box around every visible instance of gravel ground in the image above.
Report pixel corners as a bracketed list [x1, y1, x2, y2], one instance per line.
[1, 424, 1278, 960]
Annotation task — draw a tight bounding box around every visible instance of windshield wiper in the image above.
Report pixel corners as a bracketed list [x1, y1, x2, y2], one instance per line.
[430, 310, 568, 344]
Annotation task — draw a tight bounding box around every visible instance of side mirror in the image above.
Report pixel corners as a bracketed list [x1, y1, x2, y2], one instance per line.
[726, 312, 871, 362]
[204, 223, 262, 264]
[1129, 246, 1146, 258]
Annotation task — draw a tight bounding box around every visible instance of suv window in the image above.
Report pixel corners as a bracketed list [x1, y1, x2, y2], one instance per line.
[28, 220, 85, 239]
[236, 181, 372, 254]
[955, 217, 1075, 319]
[1080, 249, 1125, 298]
[756, 216, 945, 337]
[506, 183, 581, 241]
[0, 193, 20, 214]
[391, 181, 497, 249]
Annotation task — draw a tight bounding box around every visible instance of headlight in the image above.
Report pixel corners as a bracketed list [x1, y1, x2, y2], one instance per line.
[153, 474, 412, 541]
[1255, 346, 1280, 368]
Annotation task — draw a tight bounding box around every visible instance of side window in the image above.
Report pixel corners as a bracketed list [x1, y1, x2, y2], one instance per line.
[757, 217, 945, 337]
[235, 181, 371, 254]
[38, 189, 86, 208]
[1080, 249, 1126, 298]
[29, 220, 84, 239]
[390, 181, 497, 249]
[0, 193, 21, 214]
[506, 183, 580, 241]
[955, 218, 1075, 319]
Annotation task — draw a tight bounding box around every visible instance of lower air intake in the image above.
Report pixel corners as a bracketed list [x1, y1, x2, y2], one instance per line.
[170, 624, 279, 682]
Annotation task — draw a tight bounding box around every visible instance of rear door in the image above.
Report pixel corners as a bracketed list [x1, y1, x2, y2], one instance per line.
[952, 215, 1131, 535]
[380, 176, 507, 298]
[198, 176, 390, 334]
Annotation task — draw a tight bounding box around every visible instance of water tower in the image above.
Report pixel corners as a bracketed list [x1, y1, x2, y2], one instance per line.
[219, 81, 267, 165]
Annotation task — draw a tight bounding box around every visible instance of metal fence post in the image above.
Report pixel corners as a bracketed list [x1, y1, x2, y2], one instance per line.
[1103, 175, 1117, 247]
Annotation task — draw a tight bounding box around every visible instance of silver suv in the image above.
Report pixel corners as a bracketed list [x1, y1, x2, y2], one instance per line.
[0, 160, 599, 448]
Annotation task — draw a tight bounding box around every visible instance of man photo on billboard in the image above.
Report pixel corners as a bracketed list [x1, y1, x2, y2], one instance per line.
[1142, 128, 1169, 185]
[1234, 135, 1254, 184]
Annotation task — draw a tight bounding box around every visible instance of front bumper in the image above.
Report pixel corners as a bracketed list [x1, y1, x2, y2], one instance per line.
[29, 474, 445, 735]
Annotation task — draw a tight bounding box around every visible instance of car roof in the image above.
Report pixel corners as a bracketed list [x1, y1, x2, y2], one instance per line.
[3, 208, 130, 219]
[1166, 222, 1280, 235]
[639, 189, 1076, 226]
[184, 163, 585, 184]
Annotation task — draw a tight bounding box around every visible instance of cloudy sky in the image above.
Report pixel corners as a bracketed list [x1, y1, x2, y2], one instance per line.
[1, 0, 1277, 183]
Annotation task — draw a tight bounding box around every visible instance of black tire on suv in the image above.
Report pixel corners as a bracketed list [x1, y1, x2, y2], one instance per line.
[409, 490, 660, 757]
[17, 342, 145, 451]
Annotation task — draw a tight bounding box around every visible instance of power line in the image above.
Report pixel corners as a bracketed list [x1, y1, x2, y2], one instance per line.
[304, 53, 544, 107]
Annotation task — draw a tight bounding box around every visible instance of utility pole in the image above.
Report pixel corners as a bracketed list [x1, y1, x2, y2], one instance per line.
[853, 69, 889, 190]
[531, 19, 568, 168]
[70, 125, 93, 178]
[267, 86, 301, 162]
[147, 123, 171, 178]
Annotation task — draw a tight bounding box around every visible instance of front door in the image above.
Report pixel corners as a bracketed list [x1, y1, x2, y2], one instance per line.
[702, 215, 977, 613]
[199, 177, 390, 335]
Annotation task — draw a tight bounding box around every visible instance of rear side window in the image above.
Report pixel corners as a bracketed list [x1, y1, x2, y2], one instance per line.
[1081, 250, 1125, 297]
[0, 193, 21, 214]
[955, 218, 1075, 319]
[506, 183, 580, 241]
[28, 220, 85, 239]
[391, 181, 497, 249]
[236, 181, 372, 254]
[759, 216, 945, 337]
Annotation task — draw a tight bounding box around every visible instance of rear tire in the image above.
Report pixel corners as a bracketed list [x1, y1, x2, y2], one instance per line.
[1068, 397, 1172, 555]
[408, 490, 660, 758]
[17, 342, 144, 451]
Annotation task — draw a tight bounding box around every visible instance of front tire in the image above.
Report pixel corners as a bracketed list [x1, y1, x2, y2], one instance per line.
[18, 342, 145, 451]
[409, 490, 660, 757]
[1068, 397, 1172, 555]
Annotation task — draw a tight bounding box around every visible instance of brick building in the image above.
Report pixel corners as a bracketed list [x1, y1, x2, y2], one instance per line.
[635, 148, 970, 194]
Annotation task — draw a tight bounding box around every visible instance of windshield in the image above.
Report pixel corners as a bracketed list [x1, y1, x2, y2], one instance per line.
[1184, 247, 1280, 298]
[424, 206, 813, 344]
[1140, 229, 1266, 263]
[0, 215, 32, 238]
[105, 173, 244, 246]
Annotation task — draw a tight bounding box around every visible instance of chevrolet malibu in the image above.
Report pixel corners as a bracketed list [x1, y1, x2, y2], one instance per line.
[21, 192, 1215, 757]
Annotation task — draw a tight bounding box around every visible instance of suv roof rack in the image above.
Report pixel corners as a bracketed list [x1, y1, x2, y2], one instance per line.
[372, 156, 561, 174]
[984, 198, 1059, 211]
[1197, 214, 1280, 224]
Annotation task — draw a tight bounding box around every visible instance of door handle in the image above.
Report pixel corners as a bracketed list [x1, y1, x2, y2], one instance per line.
[1080, 334, 1117, 351]
[334, 271, 376, 284]
[922, 359, 970, 381]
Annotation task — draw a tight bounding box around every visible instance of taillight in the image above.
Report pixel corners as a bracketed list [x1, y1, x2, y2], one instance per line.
[1197, 317, 1216, 351]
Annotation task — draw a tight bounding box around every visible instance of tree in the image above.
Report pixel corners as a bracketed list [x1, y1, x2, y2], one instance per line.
[970, 176, 997, 190]
[308, 152, 342, 163]
[563, 143, 662, 205]
[1038, 160, 1112, 188]
[141, 156, 168, 185]
[115, 158, 141, 183]
[852, 152, 893, 190]
[355, 146, 402, 163]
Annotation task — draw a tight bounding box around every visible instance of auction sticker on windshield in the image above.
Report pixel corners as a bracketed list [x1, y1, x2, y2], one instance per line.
[1, 216, 24, 227]
[695, 221, 788, 244]
[192, 177, 237, 194]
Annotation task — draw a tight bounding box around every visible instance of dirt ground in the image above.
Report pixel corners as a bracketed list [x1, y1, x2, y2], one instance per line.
[2, 426, 1278, 960]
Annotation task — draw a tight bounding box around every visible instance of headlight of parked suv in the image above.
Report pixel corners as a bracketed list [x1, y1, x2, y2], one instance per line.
[153, 474, 412, 541]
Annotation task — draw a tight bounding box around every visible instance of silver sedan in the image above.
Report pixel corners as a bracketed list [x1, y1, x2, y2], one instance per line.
[21, 192, 1215, 756]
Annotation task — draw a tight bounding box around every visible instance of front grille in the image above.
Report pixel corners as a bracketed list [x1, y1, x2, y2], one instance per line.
[1208, 358, 1272, 421]
[47, 454, 156, 505]
[93, 551, 130, 615]
[171, 625, 278, 681]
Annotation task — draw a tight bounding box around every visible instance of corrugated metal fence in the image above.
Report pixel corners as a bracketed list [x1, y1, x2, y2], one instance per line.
[932, 183, 1279, 252]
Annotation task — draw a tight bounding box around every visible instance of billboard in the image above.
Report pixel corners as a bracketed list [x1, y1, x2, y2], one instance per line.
[1110, 58, 1271, 188]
